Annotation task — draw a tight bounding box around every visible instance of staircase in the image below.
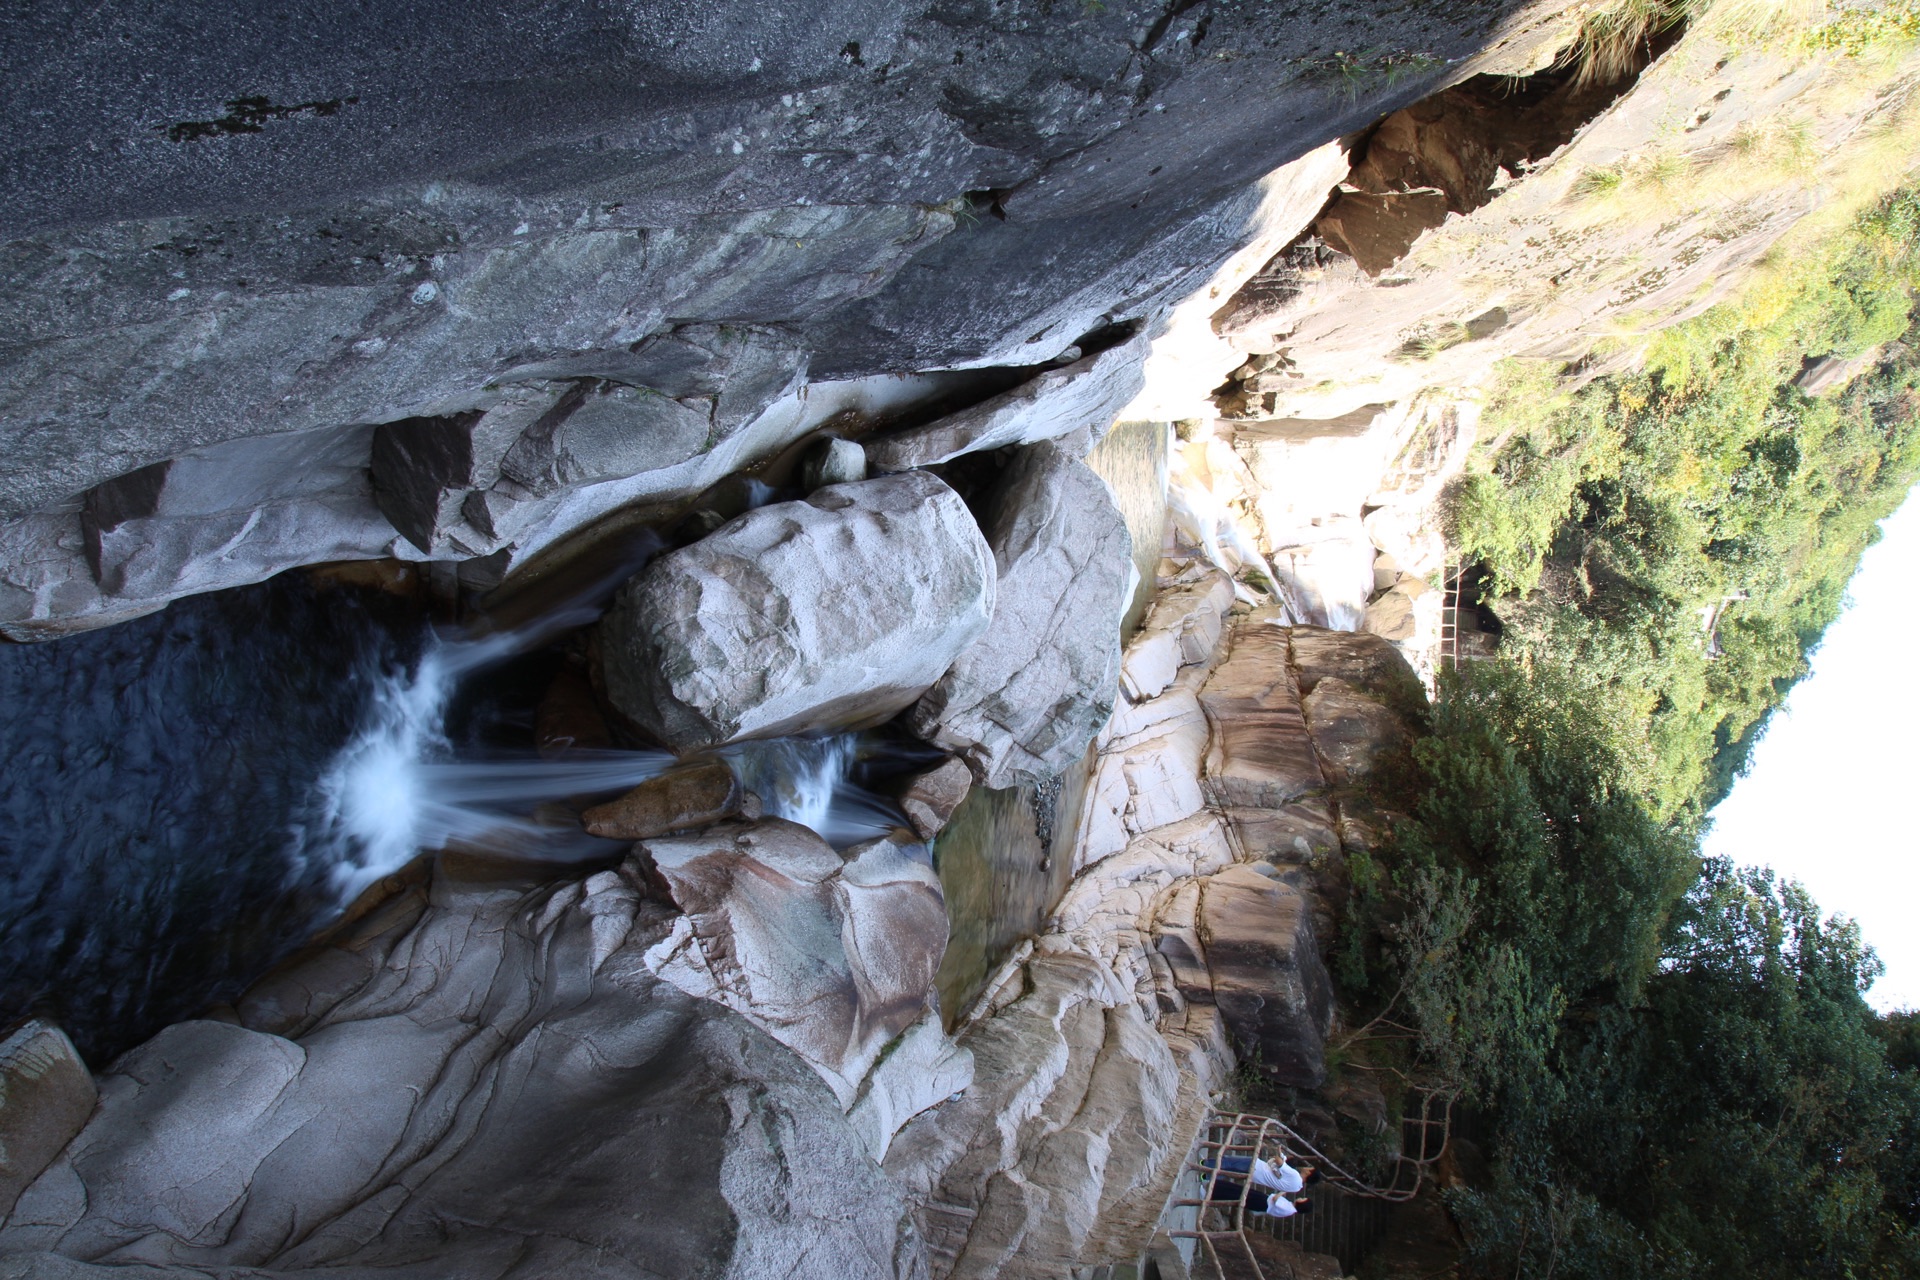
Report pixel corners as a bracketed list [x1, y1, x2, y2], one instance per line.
[1125, 1094, 1454, 1280]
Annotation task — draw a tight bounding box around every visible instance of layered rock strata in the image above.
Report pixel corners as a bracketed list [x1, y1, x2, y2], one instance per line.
[882, 554, 1424, 1277]
[0, 0, 1584, 638]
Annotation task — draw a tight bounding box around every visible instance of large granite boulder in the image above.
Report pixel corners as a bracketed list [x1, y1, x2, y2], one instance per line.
[0, 860, 927, 1279]
[642, 820, 953, 1108]
[600, 471, 995, 751]
[908, 442, 1131, 788]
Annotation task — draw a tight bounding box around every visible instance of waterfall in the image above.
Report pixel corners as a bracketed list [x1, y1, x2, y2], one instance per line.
[725, 734, 906, 848]
[310, 636, 909, 905]
[308, 630, 676, 901]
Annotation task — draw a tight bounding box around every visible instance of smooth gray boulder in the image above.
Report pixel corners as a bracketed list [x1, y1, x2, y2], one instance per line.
[799, 437, 868, 492]
[908, 442, 1131, 788]
[600, 470, 995, 751]
[0, 860, 927, 1279]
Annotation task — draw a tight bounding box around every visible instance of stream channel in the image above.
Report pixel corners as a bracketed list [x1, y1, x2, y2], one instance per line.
[0, 423, 1169, 1067]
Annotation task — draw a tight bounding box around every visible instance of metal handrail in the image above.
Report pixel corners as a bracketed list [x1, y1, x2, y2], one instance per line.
[1162, 1095, 1454, 1278]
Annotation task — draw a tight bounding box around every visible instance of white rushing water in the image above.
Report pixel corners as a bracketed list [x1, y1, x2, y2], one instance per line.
[725, 734, 904, 848]
[310, 628, 675, 900]
[308, 623, 904, 903]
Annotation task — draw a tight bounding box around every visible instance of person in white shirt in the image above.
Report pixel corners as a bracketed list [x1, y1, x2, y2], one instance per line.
[1206, 1154, 1318, 1216]
[1214, 1153, 1316, 1194]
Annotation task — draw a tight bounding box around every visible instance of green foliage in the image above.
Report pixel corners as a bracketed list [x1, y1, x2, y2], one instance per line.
[1344, 188, 1920, 1278]
[1294, 48, 1444, 101]
[1563, 0, 1710, 86]
[1453, 864, 1920, 1280]
[1804, 0, 1920, 55]
[1452, 188, 1920, 820]
[1341, 658, 1693, 1106]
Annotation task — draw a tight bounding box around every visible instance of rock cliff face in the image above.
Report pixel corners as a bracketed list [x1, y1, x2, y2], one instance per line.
[0, 0, 1581, 638]
[4, 4, 1908, 1278]
[883, 561, 1423, 1277]
[0, 859, 934, 1279]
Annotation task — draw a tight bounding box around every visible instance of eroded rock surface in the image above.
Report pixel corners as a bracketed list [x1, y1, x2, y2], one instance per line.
[600, 471, 994, 750]
[887, 545, 1426, 1275]
[1200, 863, 1335, 1088]
[909, 442, 1131, 788]
[0, 860, 927, 1280]
[0, 1023, 95, 1219]
[642, 820, 952, 1107]
[581, 760, 754, 839]
[865, 337, 1149, 471]
[0, 0, 1579, 637]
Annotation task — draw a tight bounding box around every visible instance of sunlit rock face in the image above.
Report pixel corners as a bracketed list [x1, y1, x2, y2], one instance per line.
[598, 471, 995, 751]
[641, 819, 952, 1107]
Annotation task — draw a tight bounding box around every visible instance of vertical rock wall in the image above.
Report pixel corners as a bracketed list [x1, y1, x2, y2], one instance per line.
[882, 547, 1424, 1278]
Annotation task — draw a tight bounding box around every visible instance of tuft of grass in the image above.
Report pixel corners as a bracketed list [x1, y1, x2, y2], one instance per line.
[1570, 163, 1627, 199]
[1563, 0, 1712, 87]
[1398, 321, 1472, 362]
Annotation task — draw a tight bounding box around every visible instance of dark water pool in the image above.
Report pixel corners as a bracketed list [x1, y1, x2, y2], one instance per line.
[0, 575, 425, 1065]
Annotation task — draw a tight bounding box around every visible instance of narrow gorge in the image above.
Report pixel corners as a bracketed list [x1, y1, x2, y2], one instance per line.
[3, 3, 1919, 1278]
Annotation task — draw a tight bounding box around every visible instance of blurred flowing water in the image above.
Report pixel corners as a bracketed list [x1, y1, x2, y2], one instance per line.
[0, 554, 904, 1065]
[0, 576, 429, 1063]
[0, 431, 1163, 1065]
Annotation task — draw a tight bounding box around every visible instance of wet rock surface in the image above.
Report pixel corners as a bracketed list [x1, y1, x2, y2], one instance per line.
[899, 758, 974, 842]
[599, 471, 995, 751]
[908, 442, 1131, 789]
[581, 760, 754, 839]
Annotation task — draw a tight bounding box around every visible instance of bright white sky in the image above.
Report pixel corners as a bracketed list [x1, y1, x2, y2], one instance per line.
[1702, 484, 1920, 1012]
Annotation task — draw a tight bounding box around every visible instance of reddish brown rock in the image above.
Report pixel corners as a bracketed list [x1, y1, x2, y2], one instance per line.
[534, 665, 613, 759]
[1198, 863, 1333, 1089]
[1288, 626, 1424, 710]
[1302, 676, 1413, 787]
[582, 761, 751, 840]
[900, 757, 973, 841]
